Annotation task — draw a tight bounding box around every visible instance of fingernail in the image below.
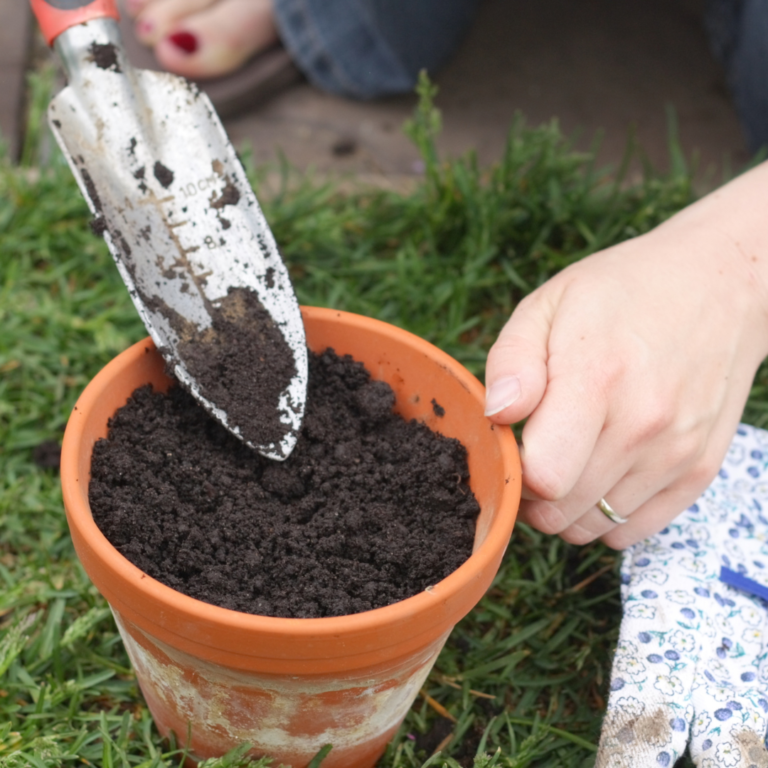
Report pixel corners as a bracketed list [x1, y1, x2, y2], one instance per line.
[168, 31, 198, 54]
[484, 375, 521, 417]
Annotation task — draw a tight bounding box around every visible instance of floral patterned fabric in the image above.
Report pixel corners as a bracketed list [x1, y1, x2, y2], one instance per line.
[597, 424, 768, 767]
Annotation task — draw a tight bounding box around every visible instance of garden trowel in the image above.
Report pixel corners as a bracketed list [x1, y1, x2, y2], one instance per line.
[30, 0, 307, 460]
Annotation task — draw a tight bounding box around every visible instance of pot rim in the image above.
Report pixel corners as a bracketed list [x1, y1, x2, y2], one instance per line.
[61, 306, 521, 640]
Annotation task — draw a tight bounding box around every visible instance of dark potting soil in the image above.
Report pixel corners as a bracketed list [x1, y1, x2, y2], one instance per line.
[152, 161, 174, 189]
[89, 42, 121, 72]
[89, 348, 480, 619]
[174, 287, 298, 454]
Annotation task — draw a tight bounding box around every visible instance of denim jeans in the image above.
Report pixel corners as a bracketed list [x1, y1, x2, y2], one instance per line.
[706, 0, 768, 152]
[274, 0, 768, 151]
[273, 0, 479, 100]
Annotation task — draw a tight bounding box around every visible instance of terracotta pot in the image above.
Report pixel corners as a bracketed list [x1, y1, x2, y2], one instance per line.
[61, 307, 521, 768]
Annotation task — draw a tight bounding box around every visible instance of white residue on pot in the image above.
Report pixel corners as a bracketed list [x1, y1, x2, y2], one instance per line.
[112, 610, 450, 760]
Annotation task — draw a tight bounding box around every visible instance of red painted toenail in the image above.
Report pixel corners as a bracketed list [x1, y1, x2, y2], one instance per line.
[168, 31, 198, 54]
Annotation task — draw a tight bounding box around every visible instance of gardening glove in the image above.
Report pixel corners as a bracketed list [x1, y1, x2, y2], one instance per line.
[597, 423, 768, 768]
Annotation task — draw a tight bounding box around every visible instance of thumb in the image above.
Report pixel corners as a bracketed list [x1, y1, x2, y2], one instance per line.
[484, 293, 551, 425]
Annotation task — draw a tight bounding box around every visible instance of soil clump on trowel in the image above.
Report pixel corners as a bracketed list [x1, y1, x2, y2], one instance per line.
[175, 287, 299, 452]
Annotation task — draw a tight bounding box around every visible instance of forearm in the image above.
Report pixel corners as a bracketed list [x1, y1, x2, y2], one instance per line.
[657, 160, 768, 336]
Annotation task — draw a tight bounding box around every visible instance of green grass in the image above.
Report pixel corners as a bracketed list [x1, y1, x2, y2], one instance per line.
[1, 71, 765, 767]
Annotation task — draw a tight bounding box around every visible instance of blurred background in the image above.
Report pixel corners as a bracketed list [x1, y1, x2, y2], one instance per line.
[0, 0, 749, 182]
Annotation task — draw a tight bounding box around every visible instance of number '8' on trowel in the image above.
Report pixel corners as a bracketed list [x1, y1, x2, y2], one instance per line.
[31, 0, 307, 460]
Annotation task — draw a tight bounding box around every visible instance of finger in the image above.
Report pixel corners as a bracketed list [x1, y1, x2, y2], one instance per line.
[518, 499, 614, 543]
[515, 354, 609, 507]
[518, 434, 633, 538]
[526, 434, 698, 545]
[487, 286, 611, 505]
[598, 414, 743, 549]
[521, 413, 728, 547]
[519, 397, 698, 545]
[553, 445, 713, 549]
[596, 478, 714, 550]
[484, 291, 552, 425]
[152, 0, 278, 79]
[529, 380, 745, 547]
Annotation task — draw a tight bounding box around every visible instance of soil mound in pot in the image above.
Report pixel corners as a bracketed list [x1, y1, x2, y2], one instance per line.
[89, 348, 480, 619]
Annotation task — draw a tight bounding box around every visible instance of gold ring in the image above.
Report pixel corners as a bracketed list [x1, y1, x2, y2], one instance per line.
[597, 497, 627, 525]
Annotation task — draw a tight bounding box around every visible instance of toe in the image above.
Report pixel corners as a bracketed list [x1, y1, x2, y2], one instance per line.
[153, 0, 277, 80]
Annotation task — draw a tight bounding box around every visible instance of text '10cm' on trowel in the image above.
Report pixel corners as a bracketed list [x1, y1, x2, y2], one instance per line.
[30, 0, 308, 460]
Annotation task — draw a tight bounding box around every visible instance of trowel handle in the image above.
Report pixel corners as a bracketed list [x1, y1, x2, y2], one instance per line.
[30, 0, 120, 46]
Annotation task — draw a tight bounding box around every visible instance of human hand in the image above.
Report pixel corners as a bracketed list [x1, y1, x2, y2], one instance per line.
[485, 165, 768, 548]
[597, 424, 768, 767]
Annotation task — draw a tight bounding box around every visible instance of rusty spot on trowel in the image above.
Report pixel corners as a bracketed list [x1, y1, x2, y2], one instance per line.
[209, 159, 240, 209]
[88, 42, 121, 72]
[209, 180, 240, 209]
[153, 161, 175, 189]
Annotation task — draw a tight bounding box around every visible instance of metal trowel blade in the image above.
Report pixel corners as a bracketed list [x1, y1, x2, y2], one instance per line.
[50, 18, 307, 460]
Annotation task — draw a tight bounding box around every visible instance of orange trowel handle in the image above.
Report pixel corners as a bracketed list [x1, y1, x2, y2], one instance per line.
[30, 0, 120, 46]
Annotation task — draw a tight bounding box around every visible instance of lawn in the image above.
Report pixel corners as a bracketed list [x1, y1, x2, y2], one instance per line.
[1, 72, 765, 767]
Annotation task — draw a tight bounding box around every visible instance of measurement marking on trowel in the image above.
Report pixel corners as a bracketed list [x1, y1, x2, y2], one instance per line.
[140, 188, 215, 313]
[178, 176, 218, 199]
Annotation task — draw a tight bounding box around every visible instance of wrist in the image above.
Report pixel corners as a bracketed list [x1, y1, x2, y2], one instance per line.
[654, 162, 768, 360]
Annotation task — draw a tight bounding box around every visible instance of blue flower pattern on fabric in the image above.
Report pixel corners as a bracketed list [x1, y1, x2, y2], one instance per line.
[596, 425, 768, 768]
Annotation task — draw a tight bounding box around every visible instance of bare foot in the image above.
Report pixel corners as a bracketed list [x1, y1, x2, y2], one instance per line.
[123, 0, 278, 80]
